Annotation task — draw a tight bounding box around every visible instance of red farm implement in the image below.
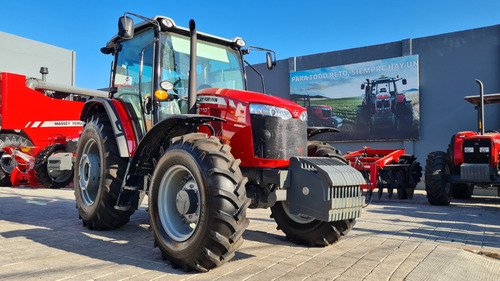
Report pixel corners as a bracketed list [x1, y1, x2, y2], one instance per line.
[2, 146, 42, 187]
[344, 147, 422, 200]
[0, 70, 107, 188]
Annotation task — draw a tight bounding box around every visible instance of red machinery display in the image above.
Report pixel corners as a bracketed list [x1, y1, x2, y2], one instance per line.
[425, 80, 500, 205]
[344, 147, 422, 200]
[0, 71, 107, 187]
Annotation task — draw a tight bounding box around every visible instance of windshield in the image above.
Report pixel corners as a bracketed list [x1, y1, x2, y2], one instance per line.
[160, 32, 245, 101]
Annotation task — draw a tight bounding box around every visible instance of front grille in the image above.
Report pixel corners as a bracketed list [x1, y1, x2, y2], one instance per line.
[463, 138, 491, 164]
[376, 99, 390, 111]
[251, 115, 306, 160]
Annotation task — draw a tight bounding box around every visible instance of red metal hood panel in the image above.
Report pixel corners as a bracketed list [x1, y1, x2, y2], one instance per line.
[198, 88, 305, 113]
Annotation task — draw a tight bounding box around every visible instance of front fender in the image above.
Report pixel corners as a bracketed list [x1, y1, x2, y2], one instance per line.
[128, 114, 225, 176]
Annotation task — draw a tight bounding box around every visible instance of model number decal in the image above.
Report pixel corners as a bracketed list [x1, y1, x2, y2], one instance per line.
[198, 96, 226, 105]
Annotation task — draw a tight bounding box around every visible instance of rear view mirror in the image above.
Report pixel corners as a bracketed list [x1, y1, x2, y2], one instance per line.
[402, 78, 407, 85]
[266, 52, 276, 70]
[118, 16, 134, 39]
[361, 84, 365, 90]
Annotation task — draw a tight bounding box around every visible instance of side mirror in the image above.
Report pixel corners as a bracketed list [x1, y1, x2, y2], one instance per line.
[266, 52, 276, 70]
[118, 16, 134, 39]
[361, 84, 365, 90]
[402, 78, 407, 85]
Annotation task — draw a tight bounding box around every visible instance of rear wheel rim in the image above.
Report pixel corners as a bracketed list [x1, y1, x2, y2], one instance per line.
[78, 140, 101, 205]
[158, 165, 201, 242]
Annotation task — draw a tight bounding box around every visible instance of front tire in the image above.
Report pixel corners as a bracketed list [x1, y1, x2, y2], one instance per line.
[74, 114, 133, 229]
[271, 201, 355, 246]
[149, 133, 249, 272]
[425, 151, 452, 205]
[270, 141, 355, 246]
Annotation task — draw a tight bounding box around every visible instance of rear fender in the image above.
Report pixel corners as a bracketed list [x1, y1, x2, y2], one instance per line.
[307, 127, 339, 139]
[80, 98, 138, 158]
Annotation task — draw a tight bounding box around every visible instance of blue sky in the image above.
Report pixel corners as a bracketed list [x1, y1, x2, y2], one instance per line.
[1, 0, 499, 90]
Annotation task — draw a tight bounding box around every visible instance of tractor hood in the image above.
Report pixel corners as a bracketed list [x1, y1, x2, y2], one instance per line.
[198, 88, 306, 118]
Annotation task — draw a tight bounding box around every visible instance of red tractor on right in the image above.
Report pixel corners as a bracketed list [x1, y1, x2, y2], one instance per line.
[425, 80, 500, 205]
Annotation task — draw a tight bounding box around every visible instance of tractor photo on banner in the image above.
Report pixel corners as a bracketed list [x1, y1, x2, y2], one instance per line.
[290, 55, 420, 141]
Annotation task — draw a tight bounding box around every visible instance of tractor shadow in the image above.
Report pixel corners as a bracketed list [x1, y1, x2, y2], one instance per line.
[0, 187, 257, 275]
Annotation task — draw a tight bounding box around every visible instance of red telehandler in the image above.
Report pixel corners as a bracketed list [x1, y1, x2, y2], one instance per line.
[72, 13, 366, 272]
[0, 68, 107, 187]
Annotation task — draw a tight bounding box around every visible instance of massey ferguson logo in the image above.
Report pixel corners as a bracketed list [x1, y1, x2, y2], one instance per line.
[293, 110, 300, 118]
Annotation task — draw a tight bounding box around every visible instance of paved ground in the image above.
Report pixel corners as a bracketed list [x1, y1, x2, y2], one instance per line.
[0, 184, 499, 281]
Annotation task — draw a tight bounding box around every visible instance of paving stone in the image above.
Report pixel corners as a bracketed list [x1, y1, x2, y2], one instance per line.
[0, 187, 498, 280]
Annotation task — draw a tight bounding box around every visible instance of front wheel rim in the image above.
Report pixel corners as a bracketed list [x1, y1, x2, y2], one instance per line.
[281, 201, 315, 224]
[158, 165, 201, 242]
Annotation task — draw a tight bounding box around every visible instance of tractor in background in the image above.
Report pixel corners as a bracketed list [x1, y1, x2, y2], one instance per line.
[356, 75, 413, 133]
[425, 80, 500, 205]
[73, 13, 366, 272]
[291, 94, 343, 128]
[0, 69, 107, 188]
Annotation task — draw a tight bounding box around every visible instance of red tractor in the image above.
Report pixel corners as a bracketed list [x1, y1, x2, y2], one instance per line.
[291, 94, 343, 128]
[0, 69, 107, 187]
[356, 75, 413, 133]
[425, 80, 500, 205]
[73, 13, 366, 272]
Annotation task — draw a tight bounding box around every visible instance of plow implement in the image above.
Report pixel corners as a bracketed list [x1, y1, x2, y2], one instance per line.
[344, 147, 422, 200]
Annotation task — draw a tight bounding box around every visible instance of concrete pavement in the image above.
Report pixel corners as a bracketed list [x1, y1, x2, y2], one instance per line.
[0, 185, 499, 280]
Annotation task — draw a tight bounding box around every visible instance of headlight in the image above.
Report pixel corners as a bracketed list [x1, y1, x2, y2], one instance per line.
[480, 147, 490, 153]
[249, 103, 292, 120]
[464, 147, 474, 153]
[299, 111, 308, 122]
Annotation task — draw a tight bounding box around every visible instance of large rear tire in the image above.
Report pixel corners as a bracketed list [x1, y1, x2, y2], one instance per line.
[270, 141, 355, 246]
[149, 133, 249, 272]
[35, 143, 73, 188]
[0, 134, 33, 186]
[425, 151, 452, 205]
[74, 114, 133, 229]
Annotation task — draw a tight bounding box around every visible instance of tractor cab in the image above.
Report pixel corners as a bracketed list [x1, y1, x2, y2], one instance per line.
[102, 15, 253, 138]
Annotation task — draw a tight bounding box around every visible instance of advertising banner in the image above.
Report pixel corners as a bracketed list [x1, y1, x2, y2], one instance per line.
[290, 55, 420, 141]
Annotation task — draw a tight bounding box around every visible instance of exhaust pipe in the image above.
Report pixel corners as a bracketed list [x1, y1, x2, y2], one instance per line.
[476, 79, 484, 135]
[188, 19, 197, 114]
[40, 67, 48, 82]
